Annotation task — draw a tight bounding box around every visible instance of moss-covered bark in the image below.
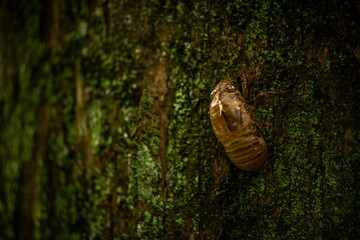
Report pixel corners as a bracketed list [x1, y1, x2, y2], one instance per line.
[1, 0, 359, 239]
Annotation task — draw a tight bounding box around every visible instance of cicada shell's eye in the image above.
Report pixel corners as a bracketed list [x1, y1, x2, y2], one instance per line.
[223, 84, 235, 92]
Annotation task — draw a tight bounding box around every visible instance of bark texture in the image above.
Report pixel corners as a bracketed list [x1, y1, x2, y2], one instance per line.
[1, 1, 360, 239]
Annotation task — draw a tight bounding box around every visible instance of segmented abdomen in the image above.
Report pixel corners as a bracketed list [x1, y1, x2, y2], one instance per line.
[209, 92, 267, 170]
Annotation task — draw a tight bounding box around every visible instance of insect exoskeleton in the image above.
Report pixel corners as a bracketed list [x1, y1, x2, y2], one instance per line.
[209, 80, 267, 171]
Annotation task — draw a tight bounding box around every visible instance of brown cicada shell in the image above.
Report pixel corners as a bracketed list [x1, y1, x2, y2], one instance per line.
[209, 80, 267, 171]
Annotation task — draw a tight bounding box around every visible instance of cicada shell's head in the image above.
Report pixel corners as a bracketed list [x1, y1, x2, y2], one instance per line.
[210, 80, 237, 99]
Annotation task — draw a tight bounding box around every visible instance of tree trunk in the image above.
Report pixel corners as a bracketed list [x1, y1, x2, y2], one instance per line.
[1, 1, 360, 239]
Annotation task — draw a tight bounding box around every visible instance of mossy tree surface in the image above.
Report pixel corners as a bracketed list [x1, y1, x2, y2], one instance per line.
[1, 0, 359, 239]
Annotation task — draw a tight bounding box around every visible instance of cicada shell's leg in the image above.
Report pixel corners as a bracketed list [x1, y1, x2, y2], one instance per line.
[219, 100, 223, 116]
[241, 78, 250, 100]
[261, 122, 289, 140]
[252, 90, 288, 110]
[261, 122, 277, 132]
